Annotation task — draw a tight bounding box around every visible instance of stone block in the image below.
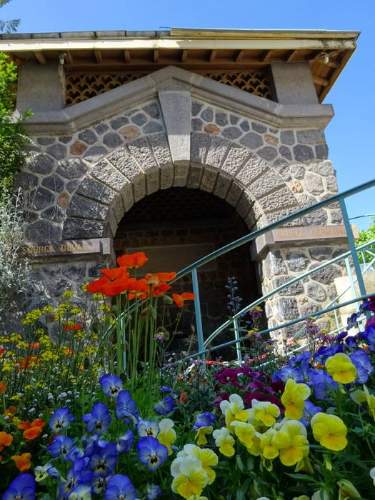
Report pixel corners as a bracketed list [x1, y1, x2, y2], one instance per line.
[222, 145, 251, 176]
[77, 177, 117, 204]
[103, 132, 123, 148]
[25, 219, 62, 243]
[296, 129, 324, 145]
[30, 187, 55, 211]
[240, 132, 263, 149]
[257, 146, 278, 162]
[191, 133, 210, 164]
[57, 159, 88, 179]
[260, 187, 298, 213]
[236, 157, 267, 186]
[127, 137, 158, 173]
[107, 148, 143, 180]
[42, 174, 65, 193]
[213, 173, 231, 199]
[26, 153, 55, 175]
[146, 168, 160, 195]
[78, 129, 97, 145]
[305, 172, 324, 195]
[67, 195, 108, 220]
[285, 250, 308, 272]
[206, 136, 230, 169]
[200, 167, 218, 193]
[63, 218, 106, 239]
[271, 62, 319, 105]
[293, 144, 314, 162]
[90, 159, 129, 190]
[306, 281, 327, 302]
[46, 143, 67, 161]
[187, 163, 203, 189]
[225, 182, 243, 207]
[280, 130, 295, 145]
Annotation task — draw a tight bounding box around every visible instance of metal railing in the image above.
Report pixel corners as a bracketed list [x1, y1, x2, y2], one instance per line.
[104, 178, 375, 364]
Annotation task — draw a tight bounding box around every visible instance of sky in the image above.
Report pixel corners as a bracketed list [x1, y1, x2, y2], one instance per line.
[1, 0, 375, 228]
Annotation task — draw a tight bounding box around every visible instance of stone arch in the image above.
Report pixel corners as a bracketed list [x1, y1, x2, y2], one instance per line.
[62, 132, 300, 241]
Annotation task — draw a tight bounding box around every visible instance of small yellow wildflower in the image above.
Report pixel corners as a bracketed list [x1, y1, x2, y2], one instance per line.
[212, 427, 235, 457]
[281, 379, 311, 420]
[325, 353, 357, 384]
[311, 412, 347, 451]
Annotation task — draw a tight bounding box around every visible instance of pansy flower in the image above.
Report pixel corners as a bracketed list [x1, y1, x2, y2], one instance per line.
[48, 435, 75, 460]
[49, 407, 74, 433]
[146, 483, 162, 499]
[83, 402, 111, 435]
[68, 484, 92, 500]
[2, 473, 36, 500]
[104, 474, 137, 500]
[116, 429, 134, 454]
[35, 463, 60, 482]
[99, 374, 123, 398]
[154, 396, 176, 416]
[58, 459, 94, 499]
[137, 419, 159, 438]
[115, 390, 139, 424]
[350, 349, 373, 383]
[89, 442, 118, 477]
[306, 368, 337, 400]
[137, 436, 168, 471]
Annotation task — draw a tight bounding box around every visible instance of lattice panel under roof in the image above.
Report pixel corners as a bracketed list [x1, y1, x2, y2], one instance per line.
[64, 69, 273, 105]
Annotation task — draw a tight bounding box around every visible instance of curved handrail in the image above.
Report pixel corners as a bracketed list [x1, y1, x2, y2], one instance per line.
[203, 238, 375, 348]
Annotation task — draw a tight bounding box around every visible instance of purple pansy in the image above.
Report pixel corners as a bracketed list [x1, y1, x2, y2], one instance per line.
[137, 436, 168, 471]
[307, 368, 337, 400]
[3, 473, 36, 500]
[83, 402, 111, 434]
[99, 374, 123, 398]
[193, 412, 216, 429]
[116, 430, 134, 454]
[89, 442, 118, 477]
[350, 349, 373, 383]
[154, 396, 176, 416]
[301, 400, 322, 426]
[115, 390, 139, 424]
[49, 407, 74, 433]
[147, 483, 162, 499]
[48, 435, 75, 460]
[104, 474, 137, 500]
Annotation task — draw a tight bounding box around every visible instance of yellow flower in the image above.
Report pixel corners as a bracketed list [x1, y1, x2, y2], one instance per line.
[195, 426, 212, 446]
[232, 421, 260, 456]
[249, 400, 280, 428]
[325, 353, 357, 384]
[311, 412, 347, 451]
[219, 394, 251, 430]
[171, 456, 208, 499]
[185, 445, 218, 485]
[158, 418, 176, 455]
[258, 428, 279, 460]
[281, 379, 311, 420]
[212, 427, 235, 457]
[272, 420, 309, 467]
[363, 385, 375, 421]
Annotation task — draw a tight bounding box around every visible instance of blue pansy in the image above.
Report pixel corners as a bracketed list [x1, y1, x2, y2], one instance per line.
[307, 368, 337, 400]
[335, 331, 348, 341]
[3, 473, 36, 500]
[288, 351, 311, 367]
[68, 484, 92, 499]
[147, 483, 162, 499]
[361, 324, 375, 351]
[92, 476, 108, 495]
[193, 412, 216, 429]
[35, 463, 60, 481]
[137, 436, 168, 471]
[99, 374, 123, 398]
[49, 407, 74, 433]
[104, 474, 137, 500]
[89, 442, 118, 477]
[137, 419, 159, 438]
[160, 385, 173, 394]
[350, 349, 373, 383]
[301, 400, 322, 426]
[272, 365, 303, 383]
[48, 435, 75, 459]
[154, 396, 176, 416]
[58, 459, 93, 499]
[115, 390, 139, 424]
[116, 429, 134, 453]
[83, 402, 111, 434]
[314, 343, 343, 363]
[345, 335, 358, 348]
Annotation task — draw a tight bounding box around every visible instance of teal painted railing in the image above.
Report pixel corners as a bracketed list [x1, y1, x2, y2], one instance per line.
[104, 179, 375, 364]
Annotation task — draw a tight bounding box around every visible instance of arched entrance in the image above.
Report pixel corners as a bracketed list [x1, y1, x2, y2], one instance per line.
[114, 187, 260, 349]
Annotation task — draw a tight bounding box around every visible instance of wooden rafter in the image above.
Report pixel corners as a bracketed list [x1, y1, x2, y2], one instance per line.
[123, 50, 130, 62]
[181, 49, 188, 62]
[209, 49, 216, 62]
[64, 51, 74, 65]
[34, 51, 46, 64]
[287, 50, 299, 62]
[262, 50, 273, 62]
[314, 76, 329, 87]
[94, 50, 102, 64]
[235, 50, 244, 62]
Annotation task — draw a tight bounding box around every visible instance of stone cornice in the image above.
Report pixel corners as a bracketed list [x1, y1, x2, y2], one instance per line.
[21, 66, 334, 135]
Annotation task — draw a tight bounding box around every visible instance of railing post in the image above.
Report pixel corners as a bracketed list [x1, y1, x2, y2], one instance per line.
[339, 198, 367, 298]
[191, 268, 205, 359]
[233, 317, 242, 364]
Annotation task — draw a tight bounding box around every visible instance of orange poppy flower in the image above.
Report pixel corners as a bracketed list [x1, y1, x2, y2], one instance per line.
[100, 267, 129, 281]
[117, 252, 148, 269]
[18, 355, 38, 370]
[63, 323, 83, 332]
[179, 391, 188, 404]
[172, 292, 195, 308]
[101, 277, 131, 297]
[31, 418, 45, 429]
[18, 421, 31, 431]
[12, 452, 32, 472]
[29, 342, 40, 350]
[4, 406, 17, 417]
[24, 426, 43, 440]
[86, 276, 108, 294]
[152, 283, 171, 297]
[0, 346, 5, 357]
[145, 272, 176, 286]
[0, 381, 6, 394]
[0, 431, 13, 451]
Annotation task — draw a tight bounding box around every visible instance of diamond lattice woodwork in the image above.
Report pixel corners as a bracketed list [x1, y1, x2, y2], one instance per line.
[65, 69, 273, 105]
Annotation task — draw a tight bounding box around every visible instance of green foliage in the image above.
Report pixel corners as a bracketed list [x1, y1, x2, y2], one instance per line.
[356, 218, 375, 264]
[0, 0, 20, 33]
[0, 52, 29, 195]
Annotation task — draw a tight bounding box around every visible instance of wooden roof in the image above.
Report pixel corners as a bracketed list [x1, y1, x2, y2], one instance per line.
[0, 28, 359, 101]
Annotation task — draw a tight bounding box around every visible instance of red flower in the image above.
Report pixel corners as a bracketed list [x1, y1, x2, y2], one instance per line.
[63, 323, 83, 332]
[86, 277, 108, 294]
[117, 252, 148, 269]
[100, 267, 129, 281]
[172, 292, 195, 308]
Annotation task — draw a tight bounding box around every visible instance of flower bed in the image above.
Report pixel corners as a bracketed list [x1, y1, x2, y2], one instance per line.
[0, 253, 375, 499]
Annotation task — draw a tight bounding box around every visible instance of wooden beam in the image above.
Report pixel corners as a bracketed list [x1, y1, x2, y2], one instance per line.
[313, 76, 329, 87]
[181, 49, 188, 62]
[262, 50, 273, 62]
[153, 49, 159, 63]
[94, 50, 102, 64]
[287, 50, 299, 62]
[34, 51, 46, 64]
[123, 50, 131, 62]
[64, 51, 74, 64]
[209, 49, 216, 62]
[235, 49, 244, 62]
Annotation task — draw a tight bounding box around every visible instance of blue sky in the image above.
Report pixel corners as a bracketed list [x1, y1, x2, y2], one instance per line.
[2, 0, 375, 228]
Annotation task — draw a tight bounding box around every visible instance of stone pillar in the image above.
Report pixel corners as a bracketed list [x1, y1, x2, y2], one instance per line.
[17, 62, 65, 113]
[271, 62, 319, 105]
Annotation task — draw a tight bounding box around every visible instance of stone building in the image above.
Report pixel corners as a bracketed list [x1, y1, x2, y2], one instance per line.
[0, 28, 359, 339]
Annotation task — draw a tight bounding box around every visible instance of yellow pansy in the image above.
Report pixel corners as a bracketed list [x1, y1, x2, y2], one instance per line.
[232, 421, 260, 456]
[195, 426, 213, 446]
[249, 400, 280, 428]
[171, 456, 209, 499]
[184, 445, 218, 485]
[311, 412, 347, 451]
[219, 394, 251, 430]
[281, 379, 311, 420]
[158, 418, 177, 455]
[272, 420, 309, 467]
[258, 428, 279, 460]
[325, 353, 357, 384]
[212, 427, 235, 457]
